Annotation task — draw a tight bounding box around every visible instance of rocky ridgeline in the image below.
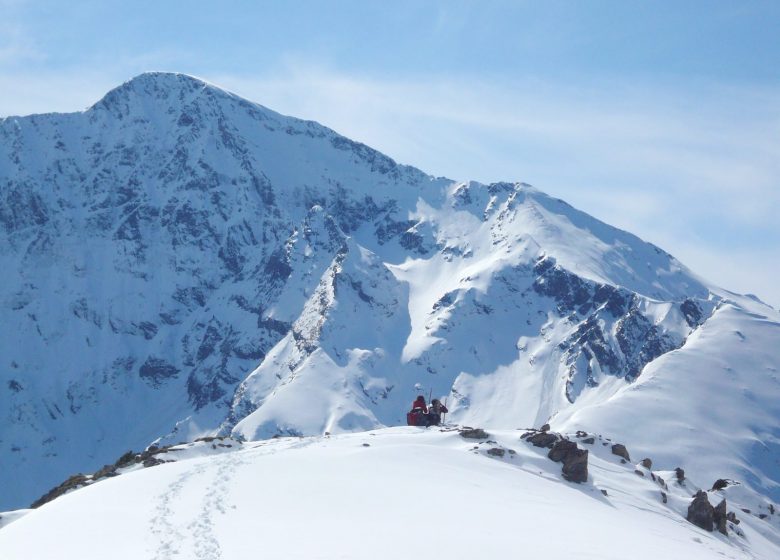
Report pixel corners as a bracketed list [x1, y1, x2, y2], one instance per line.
[29, 436, 242, 509]
[520, 424, 589, 483]
[516, 425, 765, 537]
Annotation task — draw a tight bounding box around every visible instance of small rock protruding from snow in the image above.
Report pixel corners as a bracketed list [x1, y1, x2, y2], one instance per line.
[675, 467, 686, 483]
[640, 458, 653, 469]
[459, 428, 489, 440]
[611, 443, 631, 462]
[711, 478, 730, 491]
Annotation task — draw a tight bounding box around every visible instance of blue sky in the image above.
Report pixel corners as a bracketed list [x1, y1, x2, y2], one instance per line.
[2, 1, 779, 306]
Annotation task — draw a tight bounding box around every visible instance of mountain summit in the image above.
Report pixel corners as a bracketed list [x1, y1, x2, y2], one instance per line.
[1, 72, 778, 512]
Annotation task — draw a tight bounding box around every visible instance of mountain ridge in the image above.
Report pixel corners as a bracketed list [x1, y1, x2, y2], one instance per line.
[1, 72, 778, 512]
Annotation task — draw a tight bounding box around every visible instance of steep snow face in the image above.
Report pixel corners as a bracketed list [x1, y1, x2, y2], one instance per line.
[557, 294, 780, 502]
[1, 429, 779, 560]
[1, 72, 777, 511]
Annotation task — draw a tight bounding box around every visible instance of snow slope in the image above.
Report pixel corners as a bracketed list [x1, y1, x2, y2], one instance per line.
[1, 428, 778, 560]
[1, 72, 779, 514]
[557, 293, 780, 501]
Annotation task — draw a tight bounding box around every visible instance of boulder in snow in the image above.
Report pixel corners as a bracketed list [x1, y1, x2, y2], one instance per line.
[611, 443, 630, 462]
[460, 428, 489, 440]
[525, 431, 559, 449]
[548, 439, 588, 483]
[711, 479, 730, 491]
[687, 490, 714, 532]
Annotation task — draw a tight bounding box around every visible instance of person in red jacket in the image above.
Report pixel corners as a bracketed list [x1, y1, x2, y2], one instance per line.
[406, 395, 429, 426]
[411, 395, 428, 413]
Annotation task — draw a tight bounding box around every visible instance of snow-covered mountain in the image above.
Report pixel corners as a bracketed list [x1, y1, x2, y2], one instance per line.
[1, 72, 778, 515]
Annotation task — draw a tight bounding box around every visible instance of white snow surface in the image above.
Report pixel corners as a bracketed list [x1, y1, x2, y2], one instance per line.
[1, 428, 779, 560]
[1, 72, 779, 519]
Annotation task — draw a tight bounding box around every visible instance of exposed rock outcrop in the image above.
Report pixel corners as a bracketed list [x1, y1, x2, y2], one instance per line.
[547, 439, 588, 483]
[687, 490, 715, 532]
[460, 428, 489, 440]
[611, 443, 630, 462]
[714, 499, 728, 535]
[525, 431, 559, 448]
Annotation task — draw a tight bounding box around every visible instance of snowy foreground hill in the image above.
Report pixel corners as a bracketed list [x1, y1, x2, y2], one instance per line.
[1, 71, 779, 554]
[1, 428, 779, 560]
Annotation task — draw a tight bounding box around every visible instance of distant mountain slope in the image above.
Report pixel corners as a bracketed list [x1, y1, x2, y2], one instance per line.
[1, 72, 778, 511]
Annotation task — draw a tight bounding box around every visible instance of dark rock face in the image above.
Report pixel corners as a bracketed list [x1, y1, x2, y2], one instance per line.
[714, 499, 728, 535]
[532, 256, 703, 400]
[687, 490, 715, 532]
[640, 458, 653, 469]
[680, 299, 704, 328]
[139, 357, 180, 388]
[487, 448, 505, 457]
[611, 443, 631, 462]
[547, 439, 588, 483]
[675, 467, 686, 483]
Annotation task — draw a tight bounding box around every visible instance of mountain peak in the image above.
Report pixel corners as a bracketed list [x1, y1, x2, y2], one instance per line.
[89, 71, 244, 116]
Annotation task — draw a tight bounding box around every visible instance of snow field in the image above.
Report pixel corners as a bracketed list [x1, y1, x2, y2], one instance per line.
[1, 427, 778, 559]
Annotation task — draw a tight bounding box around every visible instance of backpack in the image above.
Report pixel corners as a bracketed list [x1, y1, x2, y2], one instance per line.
[406, 409, 427, 426]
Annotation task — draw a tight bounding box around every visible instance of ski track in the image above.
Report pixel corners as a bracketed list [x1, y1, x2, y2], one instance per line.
[150, 450, 248, 560]
[150, 462, 207, 560]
